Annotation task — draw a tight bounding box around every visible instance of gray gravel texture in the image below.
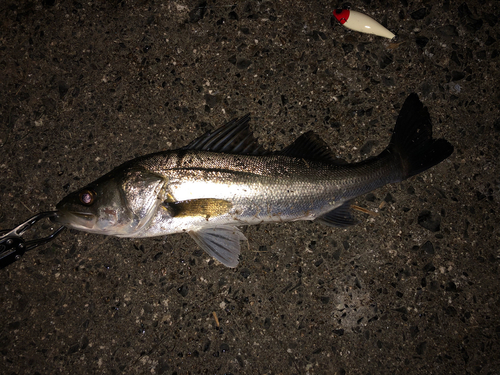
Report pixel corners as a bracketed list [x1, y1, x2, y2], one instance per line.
[1, 0, 499, 374]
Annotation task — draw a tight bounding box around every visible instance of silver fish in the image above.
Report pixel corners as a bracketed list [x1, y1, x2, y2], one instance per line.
[54, 94, 453, 267]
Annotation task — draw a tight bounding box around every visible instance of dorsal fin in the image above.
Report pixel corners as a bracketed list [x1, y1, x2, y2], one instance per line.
[183, 114, 268, 155]
[277, 131, 342, 163]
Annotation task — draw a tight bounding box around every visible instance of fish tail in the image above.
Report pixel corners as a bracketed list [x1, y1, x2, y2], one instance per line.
[388, 93, 453, 180]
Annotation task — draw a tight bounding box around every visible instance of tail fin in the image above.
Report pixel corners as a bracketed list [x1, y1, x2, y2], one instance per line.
[389, 93, 453, 179]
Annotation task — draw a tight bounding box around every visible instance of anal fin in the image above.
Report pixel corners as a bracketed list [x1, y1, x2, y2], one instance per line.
[189, 226, 247, 268]
[316, 201, 358, 228]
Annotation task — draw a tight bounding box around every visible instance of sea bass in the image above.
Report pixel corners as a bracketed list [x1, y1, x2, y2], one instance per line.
[54, 94, 453, 267]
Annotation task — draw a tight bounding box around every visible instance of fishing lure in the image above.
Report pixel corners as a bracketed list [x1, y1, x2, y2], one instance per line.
[333, 9, 395, 39]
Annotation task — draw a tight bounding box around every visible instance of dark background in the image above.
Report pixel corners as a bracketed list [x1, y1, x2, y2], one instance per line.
[1, 0, 499, 373]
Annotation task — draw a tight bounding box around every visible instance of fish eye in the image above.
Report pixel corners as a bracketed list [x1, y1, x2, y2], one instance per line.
[79, 189, 96, 206]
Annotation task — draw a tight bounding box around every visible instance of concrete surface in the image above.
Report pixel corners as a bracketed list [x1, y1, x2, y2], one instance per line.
[1, 0, 499, 374]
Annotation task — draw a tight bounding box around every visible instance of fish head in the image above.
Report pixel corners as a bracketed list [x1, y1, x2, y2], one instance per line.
[54, 166, 166, 236]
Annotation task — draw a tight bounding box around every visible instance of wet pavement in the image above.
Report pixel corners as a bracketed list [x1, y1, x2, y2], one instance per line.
[1, 0, 499, 373]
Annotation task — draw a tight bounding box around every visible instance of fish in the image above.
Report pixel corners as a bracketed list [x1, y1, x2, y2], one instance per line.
[54, 93, 453, 267]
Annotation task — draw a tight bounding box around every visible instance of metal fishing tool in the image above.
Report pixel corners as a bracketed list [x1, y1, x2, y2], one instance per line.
[0, 211, 65, 269]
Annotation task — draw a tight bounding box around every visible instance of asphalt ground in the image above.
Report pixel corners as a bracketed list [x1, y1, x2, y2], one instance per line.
[1, 1, 499, 374]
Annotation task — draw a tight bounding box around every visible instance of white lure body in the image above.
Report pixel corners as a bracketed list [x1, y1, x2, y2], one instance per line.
[333, 9, 395, 39]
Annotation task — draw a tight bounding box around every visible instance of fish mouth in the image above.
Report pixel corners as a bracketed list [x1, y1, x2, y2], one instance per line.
[53, 210, 97, 230]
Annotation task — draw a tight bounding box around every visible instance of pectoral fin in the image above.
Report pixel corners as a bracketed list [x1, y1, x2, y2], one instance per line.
[189, 226, 247, 268]
[165, 198, 232, 220]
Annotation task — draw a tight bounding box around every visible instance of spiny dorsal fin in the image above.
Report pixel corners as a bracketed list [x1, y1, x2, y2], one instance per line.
[183, 114, 268, 155]
[277, 131, 342, 163]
